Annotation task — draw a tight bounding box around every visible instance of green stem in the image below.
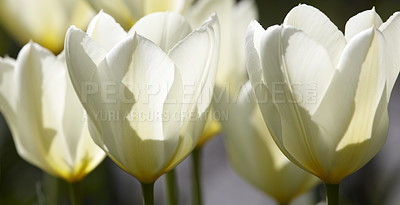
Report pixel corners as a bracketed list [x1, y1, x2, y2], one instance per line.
[141, 182, 155, 205]
[325, 183, 339, 205]
[192, 148, 202, 205]
[44, 174, 58, 205]
[36, 181, 46, 205]
[165, 170, 178, 205]
[36, 173, 59, 205]
[69, 182, 82, 205]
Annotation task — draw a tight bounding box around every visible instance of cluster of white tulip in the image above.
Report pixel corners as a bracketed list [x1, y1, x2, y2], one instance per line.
[0, 0, 399, 205]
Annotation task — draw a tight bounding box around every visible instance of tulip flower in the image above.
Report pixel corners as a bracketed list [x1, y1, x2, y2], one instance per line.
[0, 0, 94, 53]
[246, 4, 400, 204]
[218, 82, 319, 204]
[65, 11, 219, 204]
[0, 42, 106, 185]
[85, 0, 194, 29]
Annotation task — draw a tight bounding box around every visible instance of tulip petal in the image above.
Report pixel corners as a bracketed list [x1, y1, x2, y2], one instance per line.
[283, 4, 346, 66]
[312, 29, 375, 174]
[348, 90, 388, 173]
[246, 22, 310, 173]
[379, 12, 400, 99]
[0, 58, 20, 161]
[315, 28, 386, 183]
[260, 25, 335, 116]
[65, 26, 107, 103]
[112, 34, 177, 141]
[246, 21, 292, 159]
[168, 14, 219, 117]
[256, 24, 336, 175]
[118, 34, 180, 182]
[129, 12, 192, 52]
[246, 21, 283, 152]
[0, 57, 17, 123]
[13, 42, 73, 177]
[164, 14, 219, 170]
[161, 68, 184, 145]
[333, 29, 385, 181]
[314, 28, 376, 145]
[65, 26, 108, 149]
[86, 11, 128, 52]
[119, 66, 183, 183]
[359, 90, 388, 166]
[66, 30, 119, 152]
[246, 21, 264, 86]
[345, 8, 383, 42]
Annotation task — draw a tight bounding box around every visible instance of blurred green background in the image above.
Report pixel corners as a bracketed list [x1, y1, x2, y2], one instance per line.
[1, 0, 400, 204]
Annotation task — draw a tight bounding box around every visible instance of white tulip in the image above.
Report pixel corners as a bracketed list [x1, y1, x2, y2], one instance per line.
[246, 4, 400, 184]
[65, 11, 220, 183]
[0, 42, 105, 182]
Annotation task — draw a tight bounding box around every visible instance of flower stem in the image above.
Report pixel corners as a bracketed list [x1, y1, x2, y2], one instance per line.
[325, 183, 339, 205]
[165, 170, 178, 205]
[141, 182, 155, 205]
[69, 182, 82, 205]
[192, 148, 202, 205]
[36, 173, 58, 205]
